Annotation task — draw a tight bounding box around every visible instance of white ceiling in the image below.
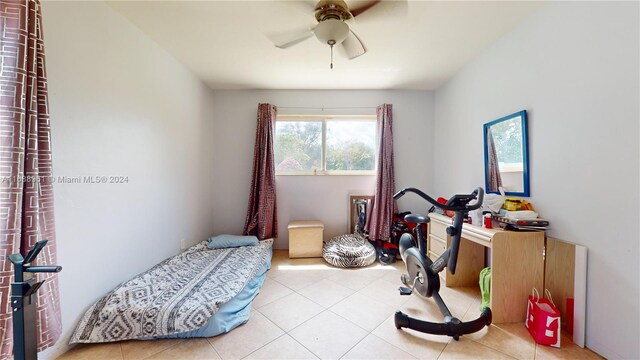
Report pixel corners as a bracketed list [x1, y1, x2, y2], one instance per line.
[107, 1, 543, 90]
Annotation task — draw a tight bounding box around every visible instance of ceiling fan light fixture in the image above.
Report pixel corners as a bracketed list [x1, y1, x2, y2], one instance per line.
[314, 18, 349, 45]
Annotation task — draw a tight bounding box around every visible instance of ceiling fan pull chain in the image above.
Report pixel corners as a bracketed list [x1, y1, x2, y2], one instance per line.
[327, 39, 337, 70]
[330, 43, 334, 69]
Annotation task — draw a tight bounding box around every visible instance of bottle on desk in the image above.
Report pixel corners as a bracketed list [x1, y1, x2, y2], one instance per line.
[484, 214, 493, 229]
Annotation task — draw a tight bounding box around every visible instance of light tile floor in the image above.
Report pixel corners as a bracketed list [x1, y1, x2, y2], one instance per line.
[58, 250, 602, 360]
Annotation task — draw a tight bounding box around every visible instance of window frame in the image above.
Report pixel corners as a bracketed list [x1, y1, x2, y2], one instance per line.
[275, 114, 377, 176]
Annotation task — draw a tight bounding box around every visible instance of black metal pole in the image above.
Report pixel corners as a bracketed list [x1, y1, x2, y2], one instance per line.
[10, 240, 62, 360]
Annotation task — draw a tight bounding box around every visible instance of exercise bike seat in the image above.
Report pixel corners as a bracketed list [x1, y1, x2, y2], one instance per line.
[404, 214, 429, 224]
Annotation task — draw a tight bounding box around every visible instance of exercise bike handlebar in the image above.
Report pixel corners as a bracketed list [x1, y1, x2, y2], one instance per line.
[393, 187, 484, 212]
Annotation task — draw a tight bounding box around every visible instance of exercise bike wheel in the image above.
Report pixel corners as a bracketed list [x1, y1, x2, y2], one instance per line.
[403, 249, 439, 298]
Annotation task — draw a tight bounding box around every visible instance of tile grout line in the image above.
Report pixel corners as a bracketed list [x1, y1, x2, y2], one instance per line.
[436, 337, 454, 360]
[325, 307, 375, 334]
[323, 275, 378, 292]
[339, 331, 419, 360]
[466, 333, 531, 359]
[295, 283, 355, 309]
[252, 280, 294, 310]
[286, 335, 321, 360]
[267, 272, 319, 292]
[239, 333, 287, 360]
[138, 339, 186, 360]
[252, 305, 320, 355]
[284, 331, 323, 360]
[336, 331, 371, 360]
[205, 337, 223, 360]
[252, 306, 332, 360]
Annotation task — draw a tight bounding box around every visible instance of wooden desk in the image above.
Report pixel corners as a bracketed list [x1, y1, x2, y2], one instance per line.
[427, 213, 544, 323]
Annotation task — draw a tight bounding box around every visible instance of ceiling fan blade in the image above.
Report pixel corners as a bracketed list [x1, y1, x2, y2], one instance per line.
[348, 0, 381, 18]
[284, 0, 318, 14]
[274, 33, 314, 49]
[268, 26, 315, 49]
[348, 0, 407, 21]
[341, 30, 366, 59]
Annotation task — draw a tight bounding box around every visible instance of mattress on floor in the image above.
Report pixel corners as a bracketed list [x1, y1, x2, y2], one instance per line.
[157, 250, 271, 338]
[70, 239, 273, 344]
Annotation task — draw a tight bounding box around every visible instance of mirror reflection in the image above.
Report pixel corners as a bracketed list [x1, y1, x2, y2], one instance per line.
[484, 110, 529, 196]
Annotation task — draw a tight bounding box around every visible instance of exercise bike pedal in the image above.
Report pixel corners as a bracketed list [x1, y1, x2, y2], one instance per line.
[399, 286, 413, 295]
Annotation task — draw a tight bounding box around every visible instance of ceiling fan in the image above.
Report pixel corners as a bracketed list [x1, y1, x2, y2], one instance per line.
[270, 0, 392, 68]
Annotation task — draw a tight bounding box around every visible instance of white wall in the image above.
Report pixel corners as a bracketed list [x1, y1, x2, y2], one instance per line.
[433, 2, 639, 358]
[41, 2, 215, 357]
[211, 90, 434, 249]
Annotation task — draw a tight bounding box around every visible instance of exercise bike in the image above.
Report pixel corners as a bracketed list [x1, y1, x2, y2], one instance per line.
[393, 187, 492, 340]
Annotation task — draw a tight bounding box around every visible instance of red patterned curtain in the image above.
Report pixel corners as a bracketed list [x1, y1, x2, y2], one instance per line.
[486, 128, 503, 192]
[0, 0, 62, 357]
[367, 104, 397, 242]
[243, 103, 278, 240]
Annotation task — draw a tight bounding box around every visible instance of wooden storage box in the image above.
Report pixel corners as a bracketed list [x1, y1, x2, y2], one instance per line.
[288, 221, 324, 258]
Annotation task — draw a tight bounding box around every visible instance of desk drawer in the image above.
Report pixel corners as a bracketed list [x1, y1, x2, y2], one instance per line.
[429, 235, 447, 256]
[430, 220, 449, 240]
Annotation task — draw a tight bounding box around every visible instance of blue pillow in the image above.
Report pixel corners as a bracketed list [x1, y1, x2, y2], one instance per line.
[207, 234, 259, 249]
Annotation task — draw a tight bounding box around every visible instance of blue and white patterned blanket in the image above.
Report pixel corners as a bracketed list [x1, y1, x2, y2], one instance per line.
[70, 239, 272, 343]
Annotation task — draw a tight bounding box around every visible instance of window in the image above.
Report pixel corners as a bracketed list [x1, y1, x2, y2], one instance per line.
[274, 115, 377, 175]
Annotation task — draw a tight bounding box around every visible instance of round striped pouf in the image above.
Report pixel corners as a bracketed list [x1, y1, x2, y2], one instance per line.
[322, 234, 377, 268]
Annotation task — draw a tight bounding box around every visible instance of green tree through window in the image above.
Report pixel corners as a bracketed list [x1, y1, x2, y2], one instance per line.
[275, 122, 321, 170]
[275, 117, 376, 173]
[492, 118, 523, 166]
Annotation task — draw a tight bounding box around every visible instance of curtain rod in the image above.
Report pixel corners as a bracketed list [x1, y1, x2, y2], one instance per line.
[277, 106, 377, 110]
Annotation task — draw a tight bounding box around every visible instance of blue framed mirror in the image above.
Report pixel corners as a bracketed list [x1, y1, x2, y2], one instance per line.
[483, 110, 529, 197]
